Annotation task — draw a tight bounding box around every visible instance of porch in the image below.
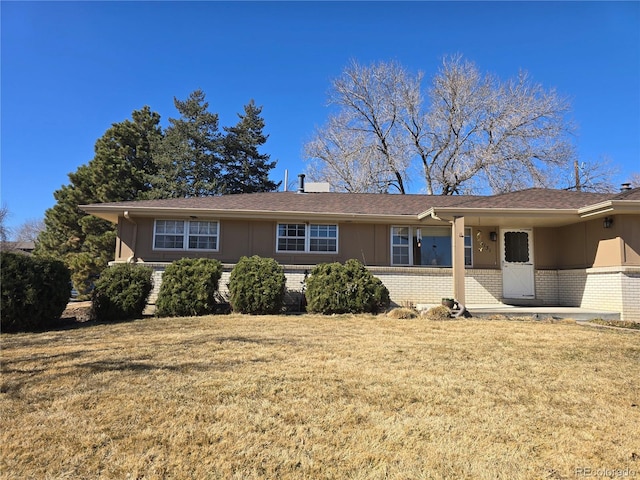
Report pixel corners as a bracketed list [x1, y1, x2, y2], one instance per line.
[416, 303, 621, 321]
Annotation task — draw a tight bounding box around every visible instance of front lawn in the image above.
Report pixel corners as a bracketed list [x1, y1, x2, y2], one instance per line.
[1, 315, 638, 479]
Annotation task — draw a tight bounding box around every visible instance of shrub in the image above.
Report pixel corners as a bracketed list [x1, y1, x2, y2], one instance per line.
[155, 258, 223, 317]
[387, 307, 418, 320]
[424, 305, 452, 320]
[228, 256, 286, 314]
[305, 259, 390, 315]
[1, 252, 71, 332]
[91, 264, 153, 322]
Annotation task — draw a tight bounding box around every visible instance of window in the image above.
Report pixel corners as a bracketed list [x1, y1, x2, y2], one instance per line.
[154, 220, 219, 251]
[464, 227, 473, 267]
[391, 226, 472, 267]
[504, 231, 529, 263]
[277, 224, 306, 252]
[188, 221, 218, 250]
[277, 223, 338, 253]
[154, 220, 185, 249]
[392, 227, 410, 265]
[310, 224, 337, 252]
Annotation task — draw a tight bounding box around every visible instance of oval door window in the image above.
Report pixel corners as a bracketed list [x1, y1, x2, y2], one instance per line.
[504, 231, 530, 263]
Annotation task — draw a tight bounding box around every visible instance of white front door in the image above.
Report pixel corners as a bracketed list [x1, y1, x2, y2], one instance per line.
[501, 228, 535, 299]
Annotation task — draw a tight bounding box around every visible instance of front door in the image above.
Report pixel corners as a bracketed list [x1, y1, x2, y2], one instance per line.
[501, 228, 535, 299]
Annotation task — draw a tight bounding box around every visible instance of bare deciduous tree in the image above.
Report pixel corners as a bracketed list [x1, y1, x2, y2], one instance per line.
[305, 114, 394, 193]
[305, 56, 576, 195]
[307, 60, 415, 193]
[0, 204, 10, 245]
[565, 156, 618, 193]
[628, 172, 640, 188]
[15, 218, 45, 243]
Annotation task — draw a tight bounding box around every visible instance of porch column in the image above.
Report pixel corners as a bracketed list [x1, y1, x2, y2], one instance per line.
[452, 216, 466, 304]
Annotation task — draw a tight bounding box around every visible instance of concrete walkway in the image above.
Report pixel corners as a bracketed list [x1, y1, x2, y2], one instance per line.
[416, 303, 620, 321]
[458, 304, 619, 321]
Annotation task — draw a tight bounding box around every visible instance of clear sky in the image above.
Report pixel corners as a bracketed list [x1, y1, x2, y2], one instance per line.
[2, 1, 639, 234]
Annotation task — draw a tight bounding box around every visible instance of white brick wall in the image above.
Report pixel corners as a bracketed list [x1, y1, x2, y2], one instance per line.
[554, 268, 639, 321]
[557, 269, 588, 306]
[118, 261, 639, 321]
[621, 272, 640, 322]
[535, 270, 559, 305]
[466, 269, 502, 304]
[368, 267, 453, 304]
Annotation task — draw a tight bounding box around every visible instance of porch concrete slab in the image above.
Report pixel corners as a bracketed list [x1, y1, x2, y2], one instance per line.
[463, 304, 620, 321]
[415, 303, 620, 320]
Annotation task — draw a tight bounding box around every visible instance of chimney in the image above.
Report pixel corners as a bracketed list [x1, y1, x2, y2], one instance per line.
[297, 174, 306, 193]
[621, 183, 632, 192]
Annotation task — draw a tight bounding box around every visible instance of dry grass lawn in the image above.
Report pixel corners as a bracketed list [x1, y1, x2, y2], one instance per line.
[1, 314, 639, 479]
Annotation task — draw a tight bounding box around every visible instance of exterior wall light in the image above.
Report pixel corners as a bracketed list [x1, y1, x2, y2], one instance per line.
[603, 217, 613, 229]
[489, 231, 497, 241]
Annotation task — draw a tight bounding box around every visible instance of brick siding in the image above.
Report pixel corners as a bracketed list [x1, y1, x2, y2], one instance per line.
[114, 262, 639, 322]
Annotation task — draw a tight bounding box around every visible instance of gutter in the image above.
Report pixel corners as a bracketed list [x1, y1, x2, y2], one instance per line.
[578, 200, 640, 218]
[81, 205, 424, 225]
[418, 206, 579, 221]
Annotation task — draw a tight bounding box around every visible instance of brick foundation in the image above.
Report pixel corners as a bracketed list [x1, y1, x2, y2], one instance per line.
[114, 262, 639, 321]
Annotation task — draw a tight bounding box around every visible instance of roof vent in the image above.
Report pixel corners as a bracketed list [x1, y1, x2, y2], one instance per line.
[297, 174, 306, 193]
[621, 183, 632, 191]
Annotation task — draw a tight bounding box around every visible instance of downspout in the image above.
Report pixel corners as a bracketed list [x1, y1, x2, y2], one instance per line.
[123, 211, 138, 263]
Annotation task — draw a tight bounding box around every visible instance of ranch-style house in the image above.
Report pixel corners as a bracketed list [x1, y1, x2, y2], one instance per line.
[81, 178, 640, 321]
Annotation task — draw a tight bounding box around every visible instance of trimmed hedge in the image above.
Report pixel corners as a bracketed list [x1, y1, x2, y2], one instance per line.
[228, 256, 286, 314]
[305, 259, 390, 315]
[155, 258, 223, 317]
[1, 252, 71, 332]
[91, 263, 153, 322]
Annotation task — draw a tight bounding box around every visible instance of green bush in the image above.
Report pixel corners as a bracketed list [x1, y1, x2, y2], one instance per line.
[1, 252, 71, 332]
[155, 258, 223, 317]
[305, 259, 390, 315]
[91, 263, 153, 322]
[228, 256, 286, 314]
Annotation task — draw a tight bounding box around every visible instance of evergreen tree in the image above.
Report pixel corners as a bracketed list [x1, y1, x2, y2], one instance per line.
[221, 100, 280, 194]
[149, 90, 223, 198]
[36, 107, 162, 295]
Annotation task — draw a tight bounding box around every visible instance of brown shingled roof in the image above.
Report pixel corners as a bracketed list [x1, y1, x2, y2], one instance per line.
[447, 188, 613, 210]
[81, 188, 639, 221]
[84, 191, 483, 216]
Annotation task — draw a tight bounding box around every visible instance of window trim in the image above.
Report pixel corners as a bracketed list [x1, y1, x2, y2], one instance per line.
[391, 226, 411, 265]
[153, 219, 220, 252]
[464, 227, 473, 267]
[276, 222, 339, 254]
[390, 225, 473, 267]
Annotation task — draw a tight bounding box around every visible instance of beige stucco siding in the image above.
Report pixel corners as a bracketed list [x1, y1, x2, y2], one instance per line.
[471, 227, 499, 269]
[114, 214, 638, 270]
[115, 218, 135, 261]
[542, 217, 637, 269]
[116, 216, 387, 266]
[621, 214, 640, 265]
[533, 227, 558, 269]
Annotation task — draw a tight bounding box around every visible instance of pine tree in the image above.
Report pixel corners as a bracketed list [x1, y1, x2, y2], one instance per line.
[36, 107, 162, 295]
[149, 90, 223, 198]
[221, 100, 280, 194]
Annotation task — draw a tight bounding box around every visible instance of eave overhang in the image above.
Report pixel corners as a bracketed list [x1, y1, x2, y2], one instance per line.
[418, 207, 581, 227]
[578, 200, 640, 218]
[80, 195, 640, 228]
[79, 204, 424, 225]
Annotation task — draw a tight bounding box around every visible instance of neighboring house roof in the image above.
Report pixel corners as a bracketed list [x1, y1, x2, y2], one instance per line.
[81, 188, 640, 227]
[1, 241, 36, 254]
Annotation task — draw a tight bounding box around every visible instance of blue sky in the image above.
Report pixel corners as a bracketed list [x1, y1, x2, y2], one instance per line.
[2, 1, 639, 234]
